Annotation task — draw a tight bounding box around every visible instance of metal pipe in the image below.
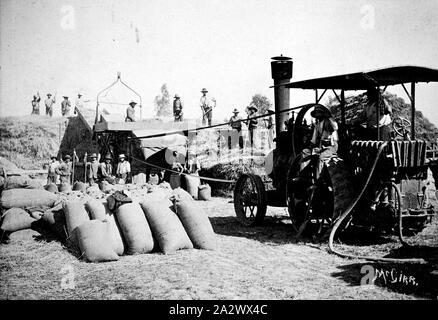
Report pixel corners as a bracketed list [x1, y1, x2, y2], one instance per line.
[271, 55, 293, 135]
[411, 82, 416, 139]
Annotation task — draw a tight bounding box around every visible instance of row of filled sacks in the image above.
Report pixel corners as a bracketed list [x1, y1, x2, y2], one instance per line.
[62, 193, 216, 262]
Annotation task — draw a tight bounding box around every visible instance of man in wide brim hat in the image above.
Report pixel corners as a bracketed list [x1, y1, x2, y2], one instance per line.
[247, 105, 258, 112]
[310, 105, 331, 118]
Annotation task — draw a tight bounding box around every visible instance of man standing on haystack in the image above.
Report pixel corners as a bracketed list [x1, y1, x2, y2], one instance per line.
[31, 92, 41, 115]
[200, 88, 216, 126]
[44, 93, 56, 117]
[173, 94, 184, 122]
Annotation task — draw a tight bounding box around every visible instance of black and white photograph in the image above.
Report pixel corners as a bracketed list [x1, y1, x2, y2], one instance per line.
[1, 0, 438, 308]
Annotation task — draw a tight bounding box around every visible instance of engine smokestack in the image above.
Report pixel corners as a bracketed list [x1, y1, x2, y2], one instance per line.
[271, 55, 293, 134]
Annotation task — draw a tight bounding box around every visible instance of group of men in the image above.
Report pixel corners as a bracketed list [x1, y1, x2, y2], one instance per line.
[47, 152, 131, 186]
[32, 92, 86, 117]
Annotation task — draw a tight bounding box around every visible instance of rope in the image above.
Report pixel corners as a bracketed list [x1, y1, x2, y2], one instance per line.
[129, 105, 304, 140]
[328, 141, 428, 264]
[130, 155, 236, 184]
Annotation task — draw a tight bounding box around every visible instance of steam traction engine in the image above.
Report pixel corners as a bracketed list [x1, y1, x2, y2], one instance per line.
[233, 56, 438, 242]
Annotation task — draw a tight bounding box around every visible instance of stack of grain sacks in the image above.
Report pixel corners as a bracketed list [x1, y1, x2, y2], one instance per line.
[61, 186, 217, 262]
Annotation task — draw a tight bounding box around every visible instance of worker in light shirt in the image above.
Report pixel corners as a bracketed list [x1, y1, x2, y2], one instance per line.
[116, 154, 131, 183]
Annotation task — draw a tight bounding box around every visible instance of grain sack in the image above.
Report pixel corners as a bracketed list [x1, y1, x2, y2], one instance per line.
[59, 183, 72, 193]
[148, 173, 159, 185]
[1, 208, 36, 232]
[198, 184, 212, 201]
[169, 173, 181, 189]
[85, 200, 106, 220]
[174, 199, 217, 250]
[184, 174, 200, 199]
[90, 200, 124, 256]
[41, 209, 67, 241]
[169, 188, 194, 203]
[99, 181, 114, 193]
[76, 220, 119, 263]
[63, 200, 90, 236]
[115, 202, 154, 254]
[141, 201, 193, 254]
[30, 211, 44, 220]
[0, 189, 59, 209]
[72, 181, 87, 192]
[3, 175, 43, 190]
[44, 183, 58, 193]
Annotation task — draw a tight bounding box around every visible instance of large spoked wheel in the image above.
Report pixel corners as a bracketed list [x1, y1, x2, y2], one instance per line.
[392, 116, 411, 140]
[234, 174, 267, 226]
[286, 157, 334, 238]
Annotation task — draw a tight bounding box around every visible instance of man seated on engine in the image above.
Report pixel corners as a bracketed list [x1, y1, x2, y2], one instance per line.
[300, 105, 339, 178]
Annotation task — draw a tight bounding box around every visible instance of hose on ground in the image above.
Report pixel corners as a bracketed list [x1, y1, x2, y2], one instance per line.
[328, 142, 428, 264]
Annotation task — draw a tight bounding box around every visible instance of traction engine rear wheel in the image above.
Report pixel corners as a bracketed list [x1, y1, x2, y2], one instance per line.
[234, 174, 267, 226]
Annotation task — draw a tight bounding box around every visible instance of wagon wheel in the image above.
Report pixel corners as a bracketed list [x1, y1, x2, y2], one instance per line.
[392, 116, 411, 140]
[286, 157, 334, 238]
[234, 174, 267, 226]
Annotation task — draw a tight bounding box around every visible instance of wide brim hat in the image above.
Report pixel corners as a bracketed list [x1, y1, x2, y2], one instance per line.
[63, 96, 68, 98]
[248, 105, 258, 112]
[310, 105, 331, 118]
[233, 108, 239, 113]
[89, 153, 97, 159]
[201, 88, 208, 93]
[64, 155, 71, 160]
[174, 94, 180, 98]
[50, 156, 57, 160]
[118, 154, 126, 159]
[47, 93, 52, 97]
[129, 101, 137, 106]
[104, 154, 112, 160]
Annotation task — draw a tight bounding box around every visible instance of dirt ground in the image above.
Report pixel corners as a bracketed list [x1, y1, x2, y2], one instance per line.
[1, 197, 437, 300]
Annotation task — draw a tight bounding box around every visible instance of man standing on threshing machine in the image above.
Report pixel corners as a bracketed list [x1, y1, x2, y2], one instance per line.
[75, 93, 84, 109]
[300, 105, 339, 178]
[61, 96, 71, 117]
[31, 92, 41, 115]
[245, 105, 259, 148]
[173, 94, 184, 122]
[116, 154, 131, 183]
[352, 87, 393, 141]
[56, 155, 72, 184]
[229, 108, 244, 149]
[200, 88, 215, 126]
[125, 101, 137, 122]
[98, 154, 115, 184]
[47, 156, 60, 184]
[44, 93, 56, 117]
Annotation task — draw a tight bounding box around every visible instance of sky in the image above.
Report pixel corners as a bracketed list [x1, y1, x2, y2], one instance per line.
[1, 0, 438, 124]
